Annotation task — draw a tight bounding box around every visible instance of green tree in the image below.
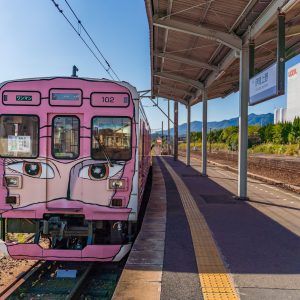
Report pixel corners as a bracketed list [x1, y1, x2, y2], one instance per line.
[259, 124, 274, 143]
[190, 131, 201, 146]
[248, 125, 260, 147]
[220, 126, 238, 144]
[272, 123, 284, 144]
[292, 117, 300, 140]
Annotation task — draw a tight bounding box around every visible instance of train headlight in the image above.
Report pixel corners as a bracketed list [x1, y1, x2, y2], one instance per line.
[4, 176, 22, 188]
[108, 179, 126, 190]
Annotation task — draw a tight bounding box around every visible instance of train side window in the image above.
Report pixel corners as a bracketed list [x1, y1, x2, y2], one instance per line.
[52, 116, 80, 159]
[0, 115, 39, 158]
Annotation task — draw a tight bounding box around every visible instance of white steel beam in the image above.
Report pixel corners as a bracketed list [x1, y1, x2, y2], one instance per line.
[256, 24, 300, 48]
[156, 52, 219, 72]
[157, 0, 174, 96]
[159, 85, 194, 96]
[246, 0, 292, 43]
[198, 0, 293, 103]
[154, 72, 204, 90]
[191, 88, 203, 105]
[153, 17, 242, 51]
[156, 92, 188, 105]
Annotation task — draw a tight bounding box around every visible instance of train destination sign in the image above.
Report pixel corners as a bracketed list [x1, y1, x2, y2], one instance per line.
[16, 95, 32, 101]
[49, 89, 82, 106]
[91, 93, 130, 107]
[249, 63, 278, 106]
[51, 93, 80, 101]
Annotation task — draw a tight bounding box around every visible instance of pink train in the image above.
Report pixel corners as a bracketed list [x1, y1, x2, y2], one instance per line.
[0, 77, 151, 261]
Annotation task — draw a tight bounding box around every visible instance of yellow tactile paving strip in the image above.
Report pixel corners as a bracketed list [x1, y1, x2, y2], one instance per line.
[161, 157, 239, 300]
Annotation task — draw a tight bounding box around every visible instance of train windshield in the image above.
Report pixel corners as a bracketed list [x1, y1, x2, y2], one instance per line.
[52, 116, 80, 159]
[92, 117, 131, 160]
[0, 115, 39, 158]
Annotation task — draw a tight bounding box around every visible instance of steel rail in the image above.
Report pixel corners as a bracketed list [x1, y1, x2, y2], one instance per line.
[66, 262, 94, 300]
[0, 261, 45, 299]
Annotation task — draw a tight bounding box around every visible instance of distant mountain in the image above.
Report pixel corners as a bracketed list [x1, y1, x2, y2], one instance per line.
[152, 113, 274, 137]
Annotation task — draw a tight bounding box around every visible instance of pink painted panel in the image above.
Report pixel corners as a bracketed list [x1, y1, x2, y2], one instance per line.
[2, 90, 41, 106]
[8, 244, 43, 258]
[43, 249, 81, 259]
[2, 209, 36, 218]
[82, 245, 121, 259]
[8, 244, 123, 261]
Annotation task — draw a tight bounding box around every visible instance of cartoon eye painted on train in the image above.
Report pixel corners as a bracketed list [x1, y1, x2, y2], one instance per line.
[7, 162, 55, 179]
[79, 163, 124, 181]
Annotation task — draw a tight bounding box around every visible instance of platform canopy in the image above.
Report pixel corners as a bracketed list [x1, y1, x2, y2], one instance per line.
[145, 0, 300, 106]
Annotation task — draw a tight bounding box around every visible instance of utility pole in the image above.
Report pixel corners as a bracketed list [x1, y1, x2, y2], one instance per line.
[161, 121, 164, 155]
[168, 100, 171, 155]
[209, 128, 212, 153]
[174, 101, 178, 161]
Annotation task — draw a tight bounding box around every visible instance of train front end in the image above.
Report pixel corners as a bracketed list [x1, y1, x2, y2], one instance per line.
[0, 77, 140, 261]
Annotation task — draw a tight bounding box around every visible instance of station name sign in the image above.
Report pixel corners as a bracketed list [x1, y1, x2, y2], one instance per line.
[249, 63, 278, 106]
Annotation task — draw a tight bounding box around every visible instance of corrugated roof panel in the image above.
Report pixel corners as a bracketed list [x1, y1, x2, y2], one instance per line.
[146, 0, 300, 104]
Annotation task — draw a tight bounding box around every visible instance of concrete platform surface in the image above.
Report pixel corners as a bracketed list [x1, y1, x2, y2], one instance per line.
[113, 156, 300, 299]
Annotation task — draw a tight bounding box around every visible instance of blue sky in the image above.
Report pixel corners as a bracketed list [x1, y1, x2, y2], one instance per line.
[0, 1, 298, 131]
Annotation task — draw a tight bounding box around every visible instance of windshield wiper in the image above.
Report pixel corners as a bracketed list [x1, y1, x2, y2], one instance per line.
[94, 136, 113, 167]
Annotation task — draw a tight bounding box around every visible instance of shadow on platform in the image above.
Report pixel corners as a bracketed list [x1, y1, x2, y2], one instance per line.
[159, 156, 300, 276]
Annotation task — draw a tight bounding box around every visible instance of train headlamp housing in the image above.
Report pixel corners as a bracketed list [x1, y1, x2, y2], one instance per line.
[4, 175, 22, 188]
[108, 179, 126, 190]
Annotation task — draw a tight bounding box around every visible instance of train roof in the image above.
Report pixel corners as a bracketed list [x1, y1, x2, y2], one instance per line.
[0, 76, 140, 100]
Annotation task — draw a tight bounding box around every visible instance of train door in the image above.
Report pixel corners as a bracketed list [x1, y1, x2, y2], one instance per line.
[46, 113, 83, 210]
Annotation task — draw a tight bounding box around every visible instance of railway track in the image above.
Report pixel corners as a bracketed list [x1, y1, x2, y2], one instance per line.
[1, 260, 125, 300]
[178, 150, 300, 192]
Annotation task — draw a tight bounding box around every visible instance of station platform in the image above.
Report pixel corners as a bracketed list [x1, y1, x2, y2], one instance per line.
[113, 156, 300, 300]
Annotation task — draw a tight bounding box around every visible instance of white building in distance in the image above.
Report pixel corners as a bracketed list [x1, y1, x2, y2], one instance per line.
[286, 63, 300, 122]
[274, 107, 287, 124]
[274, 63, 300, 124]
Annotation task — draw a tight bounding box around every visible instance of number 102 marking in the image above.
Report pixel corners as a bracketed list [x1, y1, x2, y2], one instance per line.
[102, 96, 115, 103]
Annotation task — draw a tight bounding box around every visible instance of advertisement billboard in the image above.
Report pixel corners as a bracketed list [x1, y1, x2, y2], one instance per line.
[286, 63, 300, 122]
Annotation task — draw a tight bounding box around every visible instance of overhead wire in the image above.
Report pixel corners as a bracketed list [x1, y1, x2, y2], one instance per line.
[63, 0, 120, 81]
[50, 0, 119, 81]
[51, 0, 159, 119]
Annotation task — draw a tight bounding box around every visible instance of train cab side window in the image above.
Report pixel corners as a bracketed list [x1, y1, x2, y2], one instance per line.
[0, 115, 39, 158]
[52, 116, 80, 159]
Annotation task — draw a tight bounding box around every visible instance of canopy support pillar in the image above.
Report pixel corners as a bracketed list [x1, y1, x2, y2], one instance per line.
[237, 45, 249, 200]
[186, 103, 191, 166]
[174, 101, 178, 161]
[202, 90, 208, 176]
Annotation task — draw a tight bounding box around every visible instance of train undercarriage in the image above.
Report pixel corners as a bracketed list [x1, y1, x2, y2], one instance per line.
[0, 215, 136, 250]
